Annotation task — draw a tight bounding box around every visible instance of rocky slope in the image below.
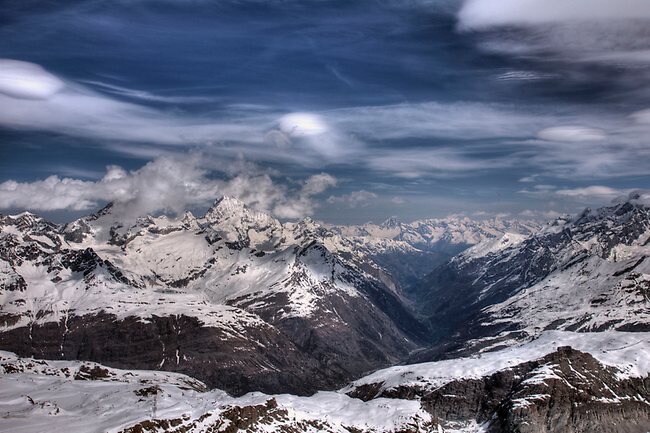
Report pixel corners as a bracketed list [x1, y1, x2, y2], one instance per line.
[0, 197, 426, 395]
[412, 199, 650, 354]
[346, 331, 650, 433]
[1, 331, 647, 433]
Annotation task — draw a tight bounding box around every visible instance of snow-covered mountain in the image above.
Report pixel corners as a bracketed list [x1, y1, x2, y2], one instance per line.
[2, 330, 648, 433]
[412, 200, 650, 355]
[1, 198, 649, 432]
[0, 197, 425, 395]
[331, 216, 539, 252]
[328, 216, 540, 289]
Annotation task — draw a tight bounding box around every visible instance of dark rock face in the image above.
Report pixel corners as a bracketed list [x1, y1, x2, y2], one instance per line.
[350, 347, 650, 433]
[0, 312, 335, 396]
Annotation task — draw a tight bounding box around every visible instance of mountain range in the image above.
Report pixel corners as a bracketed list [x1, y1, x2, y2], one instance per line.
[1, 196, 648, 432]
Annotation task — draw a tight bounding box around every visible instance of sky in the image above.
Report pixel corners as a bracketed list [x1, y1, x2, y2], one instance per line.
[1, 0, 649, 224]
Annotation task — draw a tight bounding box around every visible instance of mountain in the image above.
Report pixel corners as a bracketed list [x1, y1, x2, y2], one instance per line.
[412, 200, 650, 355]
[1, 199, 649, 432]
[2, 330, 648, 433]
[328, 216, 540, 289]
[0, 197, 426, 395]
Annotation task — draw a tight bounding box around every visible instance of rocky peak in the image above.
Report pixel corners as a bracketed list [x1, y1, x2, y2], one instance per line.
[558, 201, 650, 258]
[381, 216, 401, 229]
[88, 202, 115, 221]
[204, 196, 277, 227]
[202, 196, 284, 250]
[1, 212, 59, 237]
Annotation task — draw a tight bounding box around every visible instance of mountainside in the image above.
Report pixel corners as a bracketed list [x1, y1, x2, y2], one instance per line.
[2, 331, 648, 433]
[412, 200, 650, 355]
[0, 197, 426, 395]
[346, 331, 650, 433]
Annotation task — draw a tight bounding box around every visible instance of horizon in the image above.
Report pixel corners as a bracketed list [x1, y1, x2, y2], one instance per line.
[3, 191, 650, 228]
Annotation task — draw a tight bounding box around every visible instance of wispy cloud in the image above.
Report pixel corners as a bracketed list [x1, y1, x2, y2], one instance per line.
[2, 58, 650, 188]
[327, 190, 378, 208]
[555, 185, 631, 199]
[80, 80, 213, 104]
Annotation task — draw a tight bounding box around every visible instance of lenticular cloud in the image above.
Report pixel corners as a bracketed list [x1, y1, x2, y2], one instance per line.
[0, 59, 64, 100]
[458, 0, 650, 30]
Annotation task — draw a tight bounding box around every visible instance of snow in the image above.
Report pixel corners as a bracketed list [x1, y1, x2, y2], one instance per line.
[345, 331, 650, 394]
[1, 197, 390, 332]
[0, 352, 431, 433]
[461, 232, 527, 260]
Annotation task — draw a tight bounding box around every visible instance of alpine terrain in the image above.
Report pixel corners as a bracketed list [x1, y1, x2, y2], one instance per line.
[1, 197, 649, 432]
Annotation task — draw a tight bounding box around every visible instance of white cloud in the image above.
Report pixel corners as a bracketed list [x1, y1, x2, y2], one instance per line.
[0, 155, 337, 222]
[273, 173, 338, 219]
[458, 0, 650, 70]
[536, 126, 607, 142]
[279, 113, 328, 138]
[327, 190, 378, 208]
[555, 185, 631, 199]
[459, 0, 650, 30]
[0, 59, 64, 100]
[518, 175, 539, 183]
[0, 59, 352, 165]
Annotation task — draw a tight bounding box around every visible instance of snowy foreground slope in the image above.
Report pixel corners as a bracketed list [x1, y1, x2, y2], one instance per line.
[1, 331, 648, 433]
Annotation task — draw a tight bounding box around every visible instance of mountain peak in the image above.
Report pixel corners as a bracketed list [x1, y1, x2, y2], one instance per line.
[381, 216, 401, 228]
[212, 195, 246, 210]
[204, 196, 248, 223]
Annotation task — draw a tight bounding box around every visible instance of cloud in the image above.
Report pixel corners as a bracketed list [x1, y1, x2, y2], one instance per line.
[2, 59, 649, 187]
[0, 59, 64, 100]
[536, 126, 607, 142]
[0, 59, 354, 165]
[518, 175, 539, 183]
[519, 209, 563, 220]
[458, 0, 650, 74]
[279, 113, 328, 138]
[367, 148, 515, 178]
[555, 185, 631, 199]
[80, 80, 213, 104]
[326, 102, 549, 141]
[327, 190, 378, 208]
[458, 0, 650, 30]
[631, 109, 650, 124]
[0, 63, 263, 146]
[0, 155, 337, 222]
[273, 173, 338, 219]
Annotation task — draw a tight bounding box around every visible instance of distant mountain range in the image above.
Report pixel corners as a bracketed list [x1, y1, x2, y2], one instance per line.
[1, 197, 649, 432]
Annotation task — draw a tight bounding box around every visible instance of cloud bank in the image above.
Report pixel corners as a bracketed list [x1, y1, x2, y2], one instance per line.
[0, 156, 337, 222]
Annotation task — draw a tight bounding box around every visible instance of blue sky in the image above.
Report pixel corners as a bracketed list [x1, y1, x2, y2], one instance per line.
[1, 0, 649, 223]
